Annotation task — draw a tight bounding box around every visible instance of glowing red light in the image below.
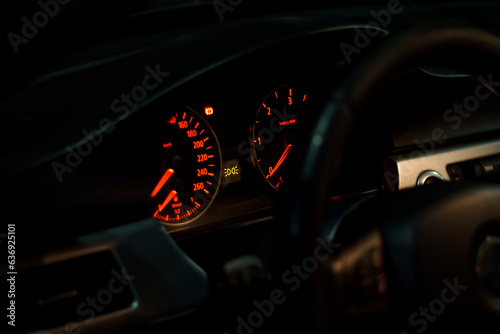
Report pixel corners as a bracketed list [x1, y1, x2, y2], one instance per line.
[204, 106, 214, 115]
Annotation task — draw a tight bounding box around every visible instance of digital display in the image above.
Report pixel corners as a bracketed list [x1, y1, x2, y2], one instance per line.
[222, 159, 241, 184]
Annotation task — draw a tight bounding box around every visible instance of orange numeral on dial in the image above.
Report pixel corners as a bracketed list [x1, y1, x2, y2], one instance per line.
[193, 182, 204, 191]
[197, 154, 208, 162]
[193, 140, 204, 149]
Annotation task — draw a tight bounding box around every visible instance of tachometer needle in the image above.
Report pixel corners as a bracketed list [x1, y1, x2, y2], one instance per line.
[268, 144, 293, 178]
[151, 168, 174, 198]
[158, 190, 177, 212]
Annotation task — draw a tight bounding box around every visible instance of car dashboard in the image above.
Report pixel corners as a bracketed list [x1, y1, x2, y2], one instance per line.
[1, 1, 500, 333]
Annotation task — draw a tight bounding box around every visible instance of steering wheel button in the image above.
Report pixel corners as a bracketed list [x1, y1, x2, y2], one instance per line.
[476, 235, 500, 294]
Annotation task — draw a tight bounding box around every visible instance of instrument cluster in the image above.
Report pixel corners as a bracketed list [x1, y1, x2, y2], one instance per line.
[151, 83, 315, 228]
[144, 29, 377, 232]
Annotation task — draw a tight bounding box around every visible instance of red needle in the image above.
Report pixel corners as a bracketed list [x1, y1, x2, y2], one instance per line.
[158, 190, 177, 212]
[151, 168, 174, 198]
[268, 144, 293, 178]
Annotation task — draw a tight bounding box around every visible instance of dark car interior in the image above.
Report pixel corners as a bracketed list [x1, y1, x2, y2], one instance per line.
[1, 1, 500, 333]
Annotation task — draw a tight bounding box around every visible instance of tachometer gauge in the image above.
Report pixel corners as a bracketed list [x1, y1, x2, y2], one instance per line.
[252, 85, 310, 190]
[152, 107, 221, 224]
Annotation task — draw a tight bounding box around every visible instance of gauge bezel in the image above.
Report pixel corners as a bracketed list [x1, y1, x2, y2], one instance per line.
[154, 106, 223, 226]
[251, 84, 307, 191]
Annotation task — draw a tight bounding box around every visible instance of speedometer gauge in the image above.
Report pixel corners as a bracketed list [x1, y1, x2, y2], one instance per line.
[252, 85, 310, 190]
[152, 107, 221, 224]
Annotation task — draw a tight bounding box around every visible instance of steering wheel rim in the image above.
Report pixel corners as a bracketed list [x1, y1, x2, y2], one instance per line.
[274, 24, 500, 333]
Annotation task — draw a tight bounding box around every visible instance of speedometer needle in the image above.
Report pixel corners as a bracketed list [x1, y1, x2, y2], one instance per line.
[151, 168, 174, 198]
[158, 190, 177, 212]
[268, 144, 293, 178]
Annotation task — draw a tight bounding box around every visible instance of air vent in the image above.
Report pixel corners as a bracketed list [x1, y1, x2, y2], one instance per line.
[9, 250, 136, 332]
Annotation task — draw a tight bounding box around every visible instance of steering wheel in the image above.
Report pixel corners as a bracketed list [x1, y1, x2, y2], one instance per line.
[275, 25, 500, 333]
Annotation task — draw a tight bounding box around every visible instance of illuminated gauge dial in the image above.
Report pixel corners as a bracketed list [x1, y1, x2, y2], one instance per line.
[252, 85, 309, 190]
[152, 107, 221, 224]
